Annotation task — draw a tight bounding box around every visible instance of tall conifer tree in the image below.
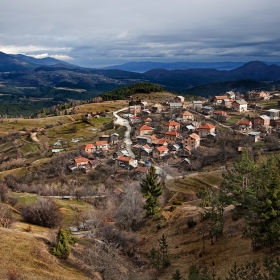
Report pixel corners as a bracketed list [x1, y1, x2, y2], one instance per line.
[140, 165, 162, 217]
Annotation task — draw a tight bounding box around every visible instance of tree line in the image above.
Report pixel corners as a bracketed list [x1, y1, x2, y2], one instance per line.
[100, 82, 165, 101]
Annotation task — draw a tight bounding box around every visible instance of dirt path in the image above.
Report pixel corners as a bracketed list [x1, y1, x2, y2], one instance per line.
[30, 132, 39, 142]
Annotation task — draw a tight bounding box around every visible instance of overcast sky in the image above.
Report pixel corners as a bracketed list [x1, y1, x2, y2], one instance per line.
[0, 0, 279, 68]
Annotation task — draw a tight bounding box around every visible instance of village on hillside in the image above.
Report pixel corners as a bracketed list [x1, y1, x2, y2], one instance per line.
[64, 90, 280, 187]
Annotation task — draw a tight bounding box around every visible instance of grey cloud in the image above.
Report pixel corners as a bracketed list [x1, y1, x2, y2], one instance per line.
[0, 0, 280, 67]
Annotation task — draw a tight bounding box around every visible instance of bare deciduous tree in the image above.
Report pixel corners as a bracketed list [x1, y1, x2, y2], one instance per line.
[0, 204, 14, 228]
[114, 182, 145, 231]
[83, 241, 128, 280]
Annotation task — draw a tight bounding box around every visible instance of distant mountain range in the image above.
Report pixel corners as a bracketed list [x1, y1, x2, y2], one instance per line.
[0, 51, 78, 72]
[103, 61, 280, 73]
[0, 50, 280, 96]
[143, 61, 280, 91]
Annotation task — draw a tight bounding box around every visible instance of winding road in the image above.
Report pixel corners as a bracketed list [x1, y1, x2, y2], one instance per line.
[113, 108, 135, 158]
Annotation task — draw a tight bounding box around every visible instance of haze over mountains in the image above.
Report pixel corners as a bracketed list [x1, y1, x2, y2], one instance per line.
[0, 51, 280, 95]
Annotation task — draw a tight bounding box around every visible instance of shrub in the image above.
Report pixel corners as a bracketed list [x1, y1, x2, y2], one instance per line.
[20, 198, 62, 228]
[172, 200, 183, 205]
[187, 217, 197, 228]
[169, 205, 176, 212]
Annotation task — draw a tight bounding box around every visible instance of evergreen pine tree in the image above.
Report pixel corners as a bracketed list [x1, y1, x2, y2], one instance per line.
[221, 149, 256, 209]
[158, 234, 171, 268]
[140, 165, 162, 217]
[245, 155, 280, 250]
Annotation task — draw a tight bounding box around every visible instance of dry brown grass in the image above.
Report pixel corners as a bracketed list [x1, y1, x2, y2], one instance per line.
[137, 204, 270, 280]
[166, 170, 224, 194]
[0, 227, 94, 280]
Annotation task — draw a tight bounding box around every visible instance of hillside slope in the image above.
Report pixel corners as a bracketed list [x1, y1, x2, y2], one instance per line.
[0, 227, 95, 280]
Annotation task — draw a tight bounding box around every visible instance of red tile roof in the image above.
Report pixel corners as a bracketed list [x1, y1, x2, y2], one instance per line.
[157, 146, 169, 152]
[117, 156, 132, 162]
[238, 120, 251, 125]
[96, 141, 108, 146]
[164, 131, 180, 137]
[198, 123, 215, 129]
[139, 125, 153, 131]
[189, 133, 200, 140]
[185, 146, 191, 151]
[82, 144, 94, 149]
[74, 157, 89, 163]
[157, 138, 169, 144]
[164, 120, 180, 126]
[215, 95, 228, 100]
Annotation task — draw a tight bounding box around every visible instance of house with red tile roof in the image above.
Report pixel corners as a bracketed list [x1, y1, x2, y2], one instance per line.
[238, 119, 252, 130]
[164, 131, 180, 142]
[163, 120, 181, 132]
[138, 124, 154, 136]
[153, 146, 169, 158]
[95, 140, 109, 151]
[74, 157, 89, 167]
[213, 110, 230, 121]
[197, 123, 215, 137]
[184, 133, 200, 150]
[81, 144, 96, 155]
[214, 95, 228, 105]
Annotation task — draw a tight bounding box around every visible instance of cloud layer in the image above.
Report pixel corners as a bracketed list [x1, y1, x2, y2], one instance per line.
[1, 0, 279, 68]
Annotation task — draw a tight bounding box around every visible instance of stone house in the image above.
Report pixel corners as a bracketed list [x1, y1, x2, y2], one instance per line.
[238, 120, 252, 130]
[232, 100, 248, 112]
[95, 141, 109, 151]
[214, 96, 228, 105]
[213, 110, 230, 122]
[184, 133, 200, 150]
[73, 157, 89, 167]
[153, 146, 169, 158]
[266, 109, 280, 120]
[254, 115, 271, 128]
[164, 120, 181, 132]
[192, 101, 203, 110]
[197, 123, 215, 137]
[138, 124, 154, 136]
[164, 131, 180, 142]
[181, 111, 195, 122]
[81, 144, 96, 155]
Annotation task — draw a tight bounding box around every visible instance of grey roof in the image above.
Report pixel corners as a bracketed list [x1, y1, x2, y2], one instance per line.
[234, 99, 247, 105]
[181, 158, 191, 164]
[248, 131, 260, 136]
[259, 115, 270, 120]
[186, 125, 195, 130]
[207, 133, 217, 137]
[173, 144, 181, 149]
[170, 102, 182, 107]
[204, 106, 213, 110]
[267, 109, 280, 113]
